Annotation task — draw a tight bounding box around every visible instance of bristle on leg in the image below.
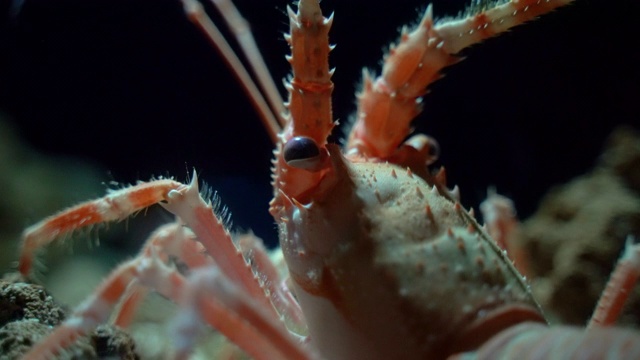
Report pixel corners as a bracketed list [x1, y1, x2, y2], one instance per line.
[19, 179, 184, 276]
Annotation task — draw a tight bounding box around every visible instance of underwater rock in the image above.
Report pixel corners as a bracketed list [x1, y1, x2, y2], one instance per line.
[0, 277, 139, 359]
[518, 126, 640, 326]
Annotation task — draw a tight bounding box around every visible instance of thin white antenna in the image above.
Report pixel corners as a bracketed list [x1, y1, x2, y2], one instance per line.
[210, 0, 287, 127]
[181, 0, 282, 143]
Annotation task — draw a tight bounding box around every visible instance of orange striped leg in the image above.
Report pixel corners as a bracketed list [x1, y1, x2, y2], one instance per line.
[156, 177, 311, 357]
[19, 179, 184, 276]
[346, 0, 575, 159]
[24, 253, 311, 360]
[23, 259, 139, 360]
[112, 282, 148, 329]
[136, 222, 212, 268]
[169, 267, 312, 360]
[113, 223, 214, 328]
[159, 174, 280, 320]
[436, 0, 575, 54]
[588, 236, 640, 328]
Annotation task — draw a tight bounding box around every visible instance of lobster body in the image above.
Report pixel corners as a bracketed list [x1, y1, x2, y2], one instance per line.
[270, 0, 640, 358]
[276, 146, 546, 358]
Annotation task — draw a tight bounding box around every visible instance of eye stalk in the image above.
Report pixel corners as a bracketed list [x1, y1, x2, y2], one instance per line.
[283, 136, 326, 171]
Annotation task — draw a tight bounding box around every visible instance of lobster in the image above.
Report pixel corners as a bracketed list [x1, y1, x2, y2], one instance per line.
[12, 0, 640, 359]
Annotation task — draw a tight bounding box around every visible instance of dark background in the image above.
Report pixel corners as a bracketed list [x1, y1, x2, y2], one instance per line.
[1, 0, 639, 248]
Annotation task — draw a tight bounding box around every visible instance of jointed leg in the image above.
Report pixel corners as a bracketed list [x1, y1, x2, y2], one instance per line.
[588, 236, 640, 328]
[24, 252, 309, 360]
[24, 258, 141, 360]
[159, 175, 281, 319]
[19, 174, 312, 359]
[170, 266, 310, 360]
[113, 222, 212, 328]
[480, 189, 531, 278]
[19, 179, 183, 276]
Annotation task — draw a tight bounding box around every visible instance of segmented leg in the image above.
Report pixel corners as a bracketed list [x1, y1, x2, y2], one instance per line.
[347, 0, 574, 162]
[113, 222, 212, 328]
[588, 236, 640, 328]
[23, 259, 143, 360]
[19, 179, 183, 276]
[24, 254, 306, 360]
[169, 266, 308, 360]
[19, 175, 312, 359]
[479, 189, 531, 277]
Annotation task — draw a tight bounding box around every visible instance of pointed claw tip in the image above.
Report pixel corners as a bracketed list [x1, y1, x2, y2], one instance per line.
[188, 170, 200, 192]
[324, 11, 334, 27]
[190, 169, 199, 182]
[422, 4, 434, 27]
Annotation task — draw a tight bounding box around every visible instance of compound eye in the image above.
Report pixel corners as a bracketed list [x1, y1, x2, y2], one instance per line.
[283, 136, 322, 170]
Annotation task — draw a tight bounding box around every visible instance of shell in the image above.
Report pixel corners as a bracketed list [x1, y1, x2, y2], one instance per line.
[277, 146, 543, 359]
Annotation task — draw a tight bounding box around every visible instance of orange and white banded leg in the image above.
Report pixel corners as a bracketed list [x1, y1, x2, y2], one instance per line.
[19, 179, 184, 276]
[157, 175, 287, 320]
[23, 257, 153, 360]
[19, 173, 308, 357]
[113, 222, 214, 328]
[169, 266, 312, 360]
[589, 236, 640, 328]
[19, 173, 274, 317]
[346, 0, 574, 163]
[23, 253, 310, 360]
[153, 178, 312, 358]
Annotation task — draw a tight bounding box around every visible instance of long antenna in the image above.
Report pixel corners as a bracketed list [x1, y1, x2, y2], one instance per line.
[181, 0, 282, 143]
[210, 0, 287, 128]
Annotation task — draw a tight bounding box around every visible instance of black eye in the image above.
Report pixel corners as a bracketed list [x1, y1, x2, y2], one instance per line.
[283, 136, 322, 170]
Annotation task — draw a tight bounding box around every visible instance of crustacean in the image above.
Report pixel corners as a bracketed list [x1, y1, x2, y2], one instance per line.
[12, 0, 640, 359]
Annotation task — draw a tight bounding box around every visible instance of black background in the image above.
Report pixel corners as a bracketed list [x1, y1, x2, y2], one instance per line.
[1, 0, 639, 247]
